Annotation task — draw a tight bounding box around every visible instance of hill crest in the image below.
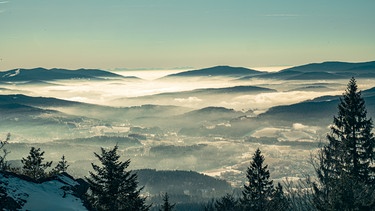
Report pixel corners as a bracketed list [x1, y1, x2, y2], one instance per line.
[280, 61, 375, 73]
[162, 65, 263, 78]
[0, 67, 129, 82]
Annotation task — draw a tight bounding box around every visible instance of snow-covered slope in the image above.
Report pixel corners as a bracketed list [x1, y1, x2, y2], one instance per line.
[0, 172, 88, 211]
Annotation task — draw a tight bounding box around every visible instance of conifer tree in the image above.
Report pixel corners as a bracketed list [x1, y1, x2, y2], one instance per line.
[21, 147, 52, 180]
[214, 193, 241, 211]
[160, 192, 175, 211]
[241, 148, 276, 210]
[313, 78, 375, 210]
[203, 199, 216, 211]
[53, 155, 69, 174]
[0, 133, 11, 171]
[86, 145, 149, 211]
[268, 183, 289, 210]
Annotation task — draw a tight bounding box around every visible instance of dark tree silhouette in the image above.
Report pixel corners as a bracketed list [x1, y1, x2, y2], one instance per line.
[21, 147, 52, 180]
[241, 148, 287, 210]
[268, 183, 289, 210]
[283, 177, 315, 210]
[53, 155, 69, 174]
[203, 199, 215, 211]
[159, 192, 175, 211]
[0, 133, 11, 171]
[86, 145, 149, 211]
[313, 78, 375, 210]
[215, 193, 241, 211]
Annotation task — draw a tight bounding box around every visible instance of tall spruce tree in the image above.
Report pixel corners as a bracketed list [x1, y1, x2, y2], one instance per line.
[313, 78, 375, 210]
[159, 192, 175, 211]
[241, 148, 281, 210]
[21, 147, 52, 180]
[86, 145, 149, 211]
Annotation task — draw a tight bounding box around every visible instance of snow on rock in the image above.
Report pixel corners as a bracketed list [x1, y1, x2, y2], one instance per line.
[0, 172, 88, 211]
[2, 69, 20, 78]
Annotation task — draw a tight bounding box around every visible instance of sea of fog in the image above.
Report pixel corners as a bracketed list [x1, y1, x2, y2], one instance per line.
[2, 69, 361, 112]
[1, 68, 375, 187]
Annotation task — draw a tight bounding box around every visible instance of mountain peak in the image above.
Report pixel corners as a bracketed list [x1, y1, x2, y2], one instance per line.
[280, 61, 375, 73]
[0, 68, 126, 82]
[162, 65, 263, 78]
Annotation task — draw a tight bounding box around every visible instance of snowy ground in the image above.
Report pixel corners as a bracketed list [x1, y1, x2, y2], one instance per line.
[1, 172, 87, 211]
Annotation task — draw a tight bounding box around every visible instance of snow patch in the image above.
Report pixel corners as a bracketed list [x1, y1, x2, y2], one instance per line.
[3, 69, 20, 78]
[1, 172, 87, 211]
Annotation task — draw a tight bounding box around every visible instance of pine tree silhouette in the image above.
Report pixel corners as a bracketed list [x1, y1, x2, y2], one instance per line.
[85, 145, 149, 211]
[215, 193, 240, 211]
[241, 148, 275, 210]
[53, 155, 69, 174]
[0, 133, 11, 171]
[160, 192, 175, 211]
[313, 78, 375, 210]
[21, 147, 52, 180]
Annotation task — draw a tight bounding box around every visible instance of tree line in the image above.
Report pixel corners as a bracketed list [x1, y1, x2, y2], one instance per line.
[1, 78, 375, 210]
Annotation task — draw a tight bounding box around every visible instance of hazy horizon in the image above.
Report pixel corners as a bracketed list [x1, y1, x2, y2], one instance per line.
[0, 64, 293, 80]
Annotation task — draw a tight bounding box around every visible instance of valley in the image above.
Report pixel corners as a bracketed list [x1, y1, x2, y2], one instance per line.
[1, 61, 375, 193]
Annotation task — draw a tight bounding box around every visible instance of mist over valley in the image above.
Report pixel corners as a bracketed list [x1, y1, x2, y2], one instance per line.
[1, 61, 375, 200]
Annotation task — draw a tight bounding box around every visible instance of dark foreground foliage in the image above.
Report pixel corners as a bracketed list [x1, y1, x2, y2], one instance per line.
[85, 145, 150, 211]
[313, 78, 375, 210]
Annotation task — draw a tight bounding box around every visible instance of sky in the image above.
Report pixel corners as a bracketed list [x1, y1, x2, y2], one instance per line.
[0, 0, 374, 71]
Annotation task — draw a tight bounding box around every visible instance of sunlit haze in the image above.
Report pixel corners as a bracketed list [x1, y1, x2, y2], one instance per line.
[1, 2, 375, 208]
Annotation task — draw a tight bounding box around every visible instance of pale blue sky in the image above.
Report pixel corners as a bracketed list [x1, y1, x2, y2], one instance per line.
[0, 0, 374, 70]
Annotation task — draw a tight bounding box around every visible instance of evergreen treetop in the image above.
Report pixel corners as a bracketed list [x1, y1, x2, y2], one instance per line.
[241, 148, 275, 210]
[214, 193, 241, 211]
[21, 147, 52, 180]
[329, 77, 375, 182]
[160, 192, 175, 211]
[313, 78, 375, 210]
[53, 155, 69, 174]
[0, 133, 11, 171]
[86, 145, 149, 211]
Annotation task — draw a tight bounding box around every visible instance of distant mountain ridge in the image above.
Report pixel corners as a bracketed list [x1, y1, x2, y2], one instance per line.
[259, 86, 375, 125]
[238, 61, 375, 80]
[158, 61, 375, 80]
[156, 85, 276, 97]
[3, 61, 374, 81]
[280, 61, 375, 73]
[112, 85, 275, 112]
[179, 106, 245, 122]
[119, 85, 275, 103]
[0, 94, 81, 107]
[136, 169, 232, 197]
[0, 67, 131, 82]
[161, 65, 263, 78]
